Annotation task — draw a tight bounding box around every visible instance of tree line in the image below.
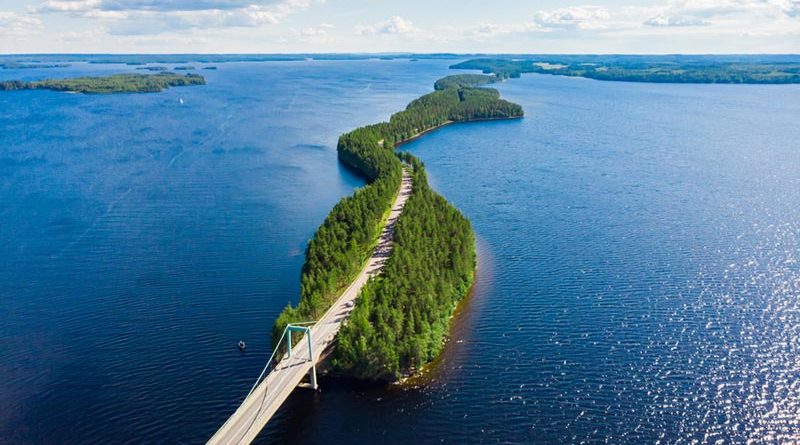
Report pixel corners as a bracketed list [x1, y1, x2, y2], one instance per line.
[0, 72, 206, 94]
[434, 74, 498, 90]
[332, 157, 475, 381]
[452, 58, 800, 84]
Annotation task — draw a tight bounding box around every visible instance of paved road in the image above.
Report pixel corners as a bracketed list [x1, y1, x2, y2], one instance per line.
[208, 168, 412, 445]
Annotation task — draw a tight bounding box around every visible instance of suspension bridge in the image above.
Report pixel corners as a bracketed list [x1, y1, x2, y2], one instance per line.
[208, 169, 412, 445]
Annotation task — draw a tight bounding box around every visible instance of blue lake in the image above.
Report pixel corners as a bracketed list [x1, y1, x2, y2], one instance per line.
[1, 60, 799, 444]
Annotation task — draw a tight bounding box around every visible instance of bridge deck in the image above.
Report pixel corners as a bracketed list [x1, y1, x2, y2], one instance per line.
[208, 168, 412, 445]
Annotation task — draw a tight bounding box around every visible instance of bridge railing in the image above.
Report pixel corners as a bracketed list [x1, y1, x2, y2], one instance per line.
[246, 321, 318, 398]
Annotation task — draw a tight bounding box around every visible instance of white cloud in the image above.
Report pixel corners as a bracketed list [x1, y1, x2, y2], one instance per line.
[641, 0, 789, 27]
[289, 22, 335, 43]
[357, 15, 415, 35]
[471, 23, 501, 35]
[300, 22, 332, 36]
[778, 0, 800, 16]
[461, 22, 538, 40]
[37, 0, 101, 13]
[532, 6, 610, 30]
[36, 0, 322, 34]
[99, 0, 252, 11]
[0, 11, 43, 35]
[6, 0, 800, 53]
[644, 14, 708, 26]
[521, 1, 799, 37]
[38, 0, 270, 13]
[393, 0, 798, 49]
[58, 26, 106, 40]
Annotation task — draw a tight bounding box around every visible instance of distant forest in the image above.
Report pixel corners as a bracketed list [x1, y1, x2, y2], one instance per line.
[452, 57, 800, 84]
[0, 72, 206, 94]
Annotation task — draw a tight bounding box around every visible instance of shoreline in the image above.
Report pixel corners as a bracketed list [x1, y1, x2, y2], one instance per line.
[389, 235, 494, 387]
[395, 115, 523, 149]
[318, 234, 491, 388]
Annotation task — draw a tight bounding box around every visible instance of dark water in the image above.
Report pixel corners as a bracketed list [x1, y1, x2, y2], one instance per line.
[2, 62, 800, 444]
[0, 59, 448, 444]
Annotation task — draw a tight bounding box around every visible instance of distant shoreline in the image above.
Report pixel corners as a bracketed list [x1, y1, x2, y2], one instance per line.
[452, 57, 800, 84]
[0, 72, 206, 94]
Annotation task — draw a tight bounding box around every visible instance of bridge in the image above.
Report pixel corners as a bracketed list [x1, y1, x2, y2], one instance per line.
[208, 168, 412, 445]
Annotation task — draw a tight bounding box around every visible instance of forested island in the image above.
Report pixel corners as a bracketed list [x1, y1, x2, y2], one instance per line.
[453, 57, 800, 84]
[433, 73, 499, 90]
[0, 72, 205, 94]
[273, 74, 522, 381]
[136, 66, 168, 72]
[0, 62, 71, 69]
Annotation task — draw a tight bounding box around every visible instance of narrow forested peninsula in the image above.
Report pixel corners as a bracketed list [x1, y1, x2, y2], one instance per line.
[0, 72, 205, 94]
[273, 74, 522, 381]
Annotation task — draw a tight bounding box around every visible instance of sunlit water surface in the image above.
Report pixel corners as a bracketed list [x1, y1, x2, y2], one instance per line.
[1, 60, 799, 444]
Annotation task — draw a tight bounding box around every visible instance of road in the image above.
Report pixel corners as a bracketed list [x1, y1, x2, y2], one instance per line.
[208, 168, 412, 445]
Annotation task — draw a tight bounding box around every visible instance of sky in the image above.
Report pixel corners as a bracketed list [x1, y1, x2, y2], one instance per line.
[0, 0, 798, 54]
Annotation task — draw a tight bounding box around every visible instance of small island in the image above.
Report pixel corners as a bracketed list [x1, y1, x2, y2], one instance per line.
[453, 56, 800, 84]
[0, 62, 72, 69]
[136, 66, 168, 72]
[433, 73, 500, 90]
[0, 72, 206, 94]
[273, 73, 523, 382]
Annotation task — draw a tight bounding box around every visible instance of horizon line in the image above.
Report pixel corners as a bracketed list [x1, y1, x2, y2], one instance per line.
[3, 52, 800, 56]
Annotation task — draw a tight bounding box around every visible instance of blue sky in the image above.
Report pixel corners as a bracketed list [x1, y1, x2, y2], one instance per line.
[1, 0, 798, 53]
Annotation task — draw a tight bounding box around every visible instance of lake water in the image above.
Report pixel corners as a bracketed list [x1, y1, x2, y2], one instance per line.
[2, 60, 799, 444]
